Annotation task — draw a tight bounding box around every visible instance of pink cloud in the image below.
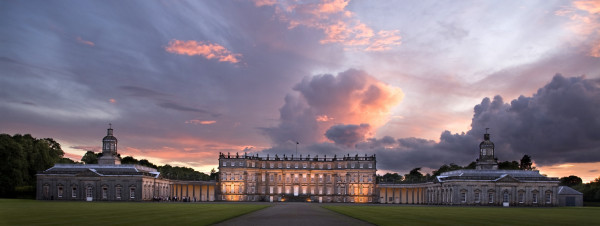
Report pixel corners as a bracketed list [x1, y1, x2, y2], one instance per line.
[557, 0, 600, 57]
[165, 39, 242, 63]
[109, 98, 116, 103]
[185, 119, 217, 125]
[75, 36, 94, 46]
[255, 0, 401, 51]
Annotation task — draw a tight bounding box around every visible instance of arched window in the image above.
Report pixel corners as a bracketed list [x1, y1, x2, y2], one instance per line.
[545, 191, 552, 204]
[102, 185, 109, 199]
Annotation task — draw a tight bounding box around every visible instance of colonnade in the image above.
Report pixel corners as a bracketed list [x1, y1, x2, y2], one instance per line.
[379, 187, 427, 204]
[171, 183, 215, 201]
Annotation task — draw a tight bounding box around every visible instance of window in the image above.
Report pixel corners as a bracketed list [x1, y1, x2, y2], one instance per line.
[319, 164, 323, 169]
[232, 162, 236, 166]
[295, 163, 298, 168]
[287, 163, 290, 168]
[303, 163, 307, 168]
[270, 174, 274, 182]
[240, 161, 244, 166]
[130, 188, 135, 199]
[252, 162, 255, 167]
[102, 186, 108, 199]
[360, 163, 363, 168]
[474, 192, 480, 203]
[223, 161, 227, 166]
[461, 192, 467, 203]
[279, 163, 282, 168]
[518, 192, 524, 203]
[262, 163, 265, 168]
[72, 187, 77, 198]
[488, 193, 494, 203]
[545, 193, 552, 204]
[43, 185, 49, 197]
[369, 163, 373, 168]
[86, 186, 93, 198]
[327, 164, 331, 169]
[116, 187, 122, 199]
[270, 163, 274, 168]
[338, 163, 341, 168]
[533, 193, 538, 203]
[58, 186, 63, 198]
[503, 192, 509, 203]
[239, 174, 243, 180]
[351, 163, 355, 168]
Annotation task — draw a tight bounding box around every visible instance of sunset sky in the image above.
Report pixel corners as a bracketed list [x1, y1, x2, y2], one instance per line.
[1, 0, 599, 182]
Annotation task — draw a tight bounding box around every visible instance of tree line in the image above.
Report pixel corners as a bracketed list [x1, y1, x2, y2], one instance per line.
[80, 151, 218, 181]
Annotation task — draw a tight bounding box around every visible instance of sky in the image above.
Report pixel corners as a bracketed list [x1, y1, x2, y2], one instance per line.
[1, 0, 599, 182]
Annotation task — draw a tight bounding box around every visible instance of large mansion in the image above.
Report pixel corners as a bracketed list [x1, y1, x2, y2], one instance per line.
[36, 127, 582, 206]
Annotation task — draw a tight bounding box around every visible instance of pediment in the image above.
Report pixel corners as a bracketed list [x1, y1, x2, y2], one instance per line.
[76, 169, 102, 177]
[495, 174, 520, 183]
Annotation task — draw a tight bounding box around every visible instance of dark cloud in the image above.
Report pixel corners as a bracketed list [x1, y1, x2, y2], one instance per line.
[352, 74, 600, 172]
[158, 102, 211, 114]
[325, 123, 371, 147]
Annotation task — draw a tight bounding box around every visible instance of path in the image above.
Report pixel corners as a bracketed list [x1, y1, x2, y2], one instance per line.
[213, 203, 373, 226]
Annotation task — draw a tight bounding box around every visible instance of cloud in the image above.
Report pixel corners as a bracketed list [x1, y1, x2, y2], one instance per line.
[352, 74, 600, 172]
[75, 36, 94, 46]
[254, 0, 401, 51]
[185, 120, 216, 125]
[325, 123, 370, 147]
[165, 39, 242, 63]
[262, 69, 403, 145]
[158, 102, 212, 114]
[556, 0, 600, 57]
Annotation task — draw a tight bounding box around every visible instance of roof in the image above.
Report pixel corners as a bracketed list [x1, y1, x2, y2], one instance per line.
[558, 186, 583, 195]
[437, 169, 559, 183]
[39, 164, 160, 178]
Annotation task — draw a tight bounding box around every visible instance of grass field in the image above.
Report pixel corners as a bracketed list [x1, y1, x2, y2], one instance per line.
[0, 199, 269, 225]
[323, 205, 599, 226]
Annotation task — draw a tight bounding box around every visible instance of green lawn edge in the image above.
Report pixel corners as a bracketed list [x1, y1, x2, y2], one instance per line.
[0, 199, 270, 226]
[322, 205, 600, 226]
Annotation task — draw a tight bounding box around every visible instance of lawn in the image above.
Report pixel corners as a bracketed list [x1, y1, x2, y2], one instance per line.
[323, 205, 599, 226]
[0, 199, 269, 225]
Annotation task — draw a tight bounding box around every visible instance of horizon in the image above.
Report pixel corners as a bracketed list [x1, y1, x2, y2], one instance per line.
[1, 0, 599, 183]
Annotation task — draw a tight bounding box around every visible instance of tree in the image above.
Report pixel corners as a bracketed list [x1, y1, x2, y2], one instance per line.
[520, 155, 533, 170]
[433, 163, 463, 176]
[498, 160, 520, 170]
[560, 175, 583, 187]
[81, 151, 99, 164]
[0, 134, 64, 197]
[404, 168, 425, 182]
[380, 173, 403, 183]
[210, 168, 218, 181]
[120, 156, 138, 164]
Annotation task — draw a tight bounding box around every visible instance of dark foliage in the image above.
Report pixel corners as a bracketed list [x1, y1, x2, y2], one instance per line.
[0, 134, 64, 197]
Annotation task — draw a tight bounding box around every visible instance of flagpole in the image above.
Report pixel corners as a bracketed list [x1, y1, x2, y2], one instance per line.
[295, 141, 298, 157]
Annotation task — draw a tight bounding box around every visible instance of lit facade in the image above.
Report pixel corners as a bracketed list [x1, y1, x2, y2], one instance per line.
[218, 153, 377, 203]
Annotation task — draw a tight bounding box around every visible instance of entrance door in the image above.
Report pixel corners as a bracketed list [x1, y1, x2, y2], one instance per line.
[294, 186, 299, 196]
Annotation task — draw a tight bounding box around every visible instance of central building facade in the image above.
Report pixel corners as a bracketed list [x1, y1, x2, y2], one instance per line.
[218, 153, 377, 203]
